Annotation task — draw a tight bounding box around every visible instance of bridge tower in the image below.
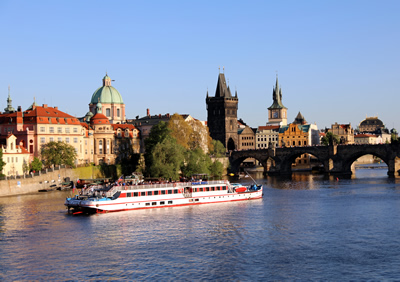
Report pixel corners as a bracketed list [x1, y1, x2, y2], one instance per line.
[206, 71, 238, 151]
[267, 76, 287, 126]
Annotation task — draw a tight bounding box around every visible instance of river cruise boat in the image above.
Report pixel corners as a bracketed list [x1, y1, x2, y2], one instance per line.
[65, 179, 263, 214]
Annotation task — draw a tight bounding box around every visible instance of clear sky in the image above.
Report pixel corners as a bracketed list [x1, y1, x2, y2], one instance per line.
[0, 0, 399, 131]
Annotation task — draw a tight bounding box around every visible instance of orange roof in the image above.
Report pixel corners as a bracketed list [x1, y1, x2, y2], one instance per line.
[258, 125, 280, 131]
[90, 113, 110, 125]
[23, 105, 80, 125]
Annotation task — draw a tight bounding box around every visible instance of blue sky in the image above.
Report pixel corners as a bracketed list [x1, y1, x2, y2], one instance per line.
[0, 0, 399, 131]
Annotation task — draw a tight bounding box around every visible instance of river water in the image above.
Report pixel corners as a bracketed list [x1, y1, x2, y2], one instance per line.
[0, 167, 400, 280]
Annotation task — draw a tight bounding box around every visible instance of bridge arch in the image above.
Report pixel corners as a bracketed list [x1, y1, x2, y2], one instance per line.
[279, 150, 325, 173]
[341, 151, 388, 174]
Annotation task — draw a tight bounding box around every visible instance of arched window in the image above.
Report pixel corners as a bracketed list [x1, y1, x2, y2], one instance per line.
[117, 109, 120, 117]
[106, 108, 111, 117]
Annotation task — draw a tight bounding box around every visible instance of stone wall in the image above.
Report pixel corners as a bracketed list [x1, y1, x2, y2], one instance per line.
[0, 167, 80, 197]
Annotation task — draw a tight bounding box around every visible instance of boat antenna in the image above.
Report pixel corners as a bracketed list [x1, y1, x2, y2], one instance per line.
[244, 169, 258, 185]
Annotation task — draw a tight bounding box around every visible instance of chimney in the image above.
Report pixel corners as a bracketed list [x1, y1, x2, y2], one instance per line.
[54, 106, 58, 110]
[166, 113, 170, 118]
[43, 104, 48, 108]
[17, 106, 21, 112]
[159, 114, 161, 119]
[147, 108, 150, 117]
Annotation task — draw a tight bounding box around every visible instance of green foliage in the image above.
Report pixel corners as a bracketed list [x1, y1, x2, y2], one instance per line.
[40, 141, 77, 168]
[148, 136, 185, 181]
[30, 157, 43, 172]
[0, 149, 6, 176]
[181, 148, 212, 178]
[210, 140, 226, 157]
[321, 132, 340, 146]
[209, 160, 224, 178]
[144, 121, 171, 175]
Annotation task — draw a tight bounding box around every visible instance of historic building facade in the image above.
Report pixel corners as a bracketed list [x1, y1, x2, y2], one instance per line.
[256, 125, 280, 149]
[0, 134, 30, 177]
[278, 112, 319, 167]
[206, 72, 238, 151]
[327, 122, 354, 144]
[0, 103, 84, 163]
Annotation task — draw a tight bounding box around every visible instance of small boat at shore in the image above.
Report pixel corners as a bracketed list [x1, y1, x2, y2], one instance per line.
[65, 178, 263, 214]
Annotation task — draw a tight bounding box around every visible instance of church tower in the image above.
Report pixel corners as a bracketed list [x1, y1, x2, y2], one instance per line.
[206, 71, 238, 151]
[267, 76, 287, 125]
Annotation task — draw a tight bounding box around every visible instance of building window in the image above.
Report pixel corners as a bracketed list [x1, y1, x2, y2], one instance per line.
[66, 128, 70, 133]
[49, 127, 54, 133]
[99, 140, 103, 154]
[41, 137, 45, 143]
[40, 127, 45, 133]
[74, 138, 78, 143]
[73, 127, 78, 133]
[117, 109, 120, 117]
[58, 137, 62, 142]
[50, 137, 54, 142]
[66, 137, 70, 143]
[57, 127, 62, 133]
[106, 108, 111, 117]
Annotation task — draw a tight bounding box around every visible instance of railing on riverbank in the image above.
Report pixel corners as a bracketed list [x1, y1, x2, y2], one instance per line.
[0, 165, 68, 181]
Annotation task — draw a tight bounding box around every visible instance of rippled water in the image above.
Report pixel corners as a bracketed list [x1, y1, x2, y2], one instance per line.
[1, 168, 400, 280]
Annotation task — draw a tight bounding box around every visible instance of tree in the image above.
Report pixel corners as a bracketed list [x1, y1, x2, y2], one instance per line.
[209, 159, 224, 178]
[144, 121, 171, 176]
[40, 141, 77, 168]
[30, 157, 43, 172]
[148, 136, 185, 180]
[167, 113, 193, 149]
[181, 148, 212, 178]
[0, 149, 6, 177]
[321, 132, 340, 146]
[210, 140, 226, 157]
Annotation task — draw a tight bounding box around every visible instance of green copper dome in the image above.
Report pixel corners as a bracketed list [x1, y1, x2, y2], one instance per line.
[90, 74, 124, 104]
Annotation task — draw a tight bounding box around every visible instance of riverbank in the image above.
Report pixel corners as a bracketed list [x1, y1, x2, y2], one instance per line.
[0, 167, 79, 197]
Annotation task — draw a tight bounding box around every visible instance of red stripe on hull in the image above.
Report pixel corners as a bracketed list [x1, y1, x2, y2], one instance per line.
[92, 195, 262, 213]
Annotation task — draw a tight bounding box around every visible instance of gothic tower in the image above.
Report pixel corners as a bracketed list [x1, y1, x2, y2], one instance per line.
[206, 72, 238, 151]
[267, 76, 287, 125]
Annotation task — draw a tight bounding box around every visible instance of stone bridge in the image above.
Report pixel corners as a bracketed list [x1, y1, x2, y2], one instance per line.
[229, 144, 400, 177]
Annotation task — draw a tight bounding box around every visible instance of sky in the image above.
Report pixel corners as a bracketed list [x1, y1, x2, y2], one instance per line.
[0, 0, 399, 131]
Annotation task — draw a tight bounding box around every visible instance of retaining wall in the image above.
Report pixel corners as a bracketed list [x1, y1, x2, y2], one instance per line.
[0, 168, 80, 197]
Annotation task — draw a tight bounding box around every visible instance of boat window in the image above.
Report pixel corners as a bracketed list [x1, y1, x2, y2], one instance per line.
[134, 192, 138, 197]
[127, 192, 132, 197]
[141, 191, 146, 196]
[223, 186, 227, 190]
[193, 188, 197, 192]
[211, 187, 215, 191]
[161, 190, 166, 195]
[216, 186, 220, 191]
[145, 203, 150, 206]
[160, 201, 165, 205]
[195, 199, 199, 202]
[199, 188, 203, 192]
[152, 202, 157, 206]
[154, 191, 159, 196]
[148, 191, 153, 196]
[168, 190, 172, 194]
[168, 201, 173, 204]
[206, 187, 210, 192]
[173, 189, 178, 194]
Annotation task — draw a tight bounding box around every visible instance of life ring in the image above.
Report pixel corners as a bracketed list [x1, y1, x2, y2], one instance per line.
[173, 183, 176, 187]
